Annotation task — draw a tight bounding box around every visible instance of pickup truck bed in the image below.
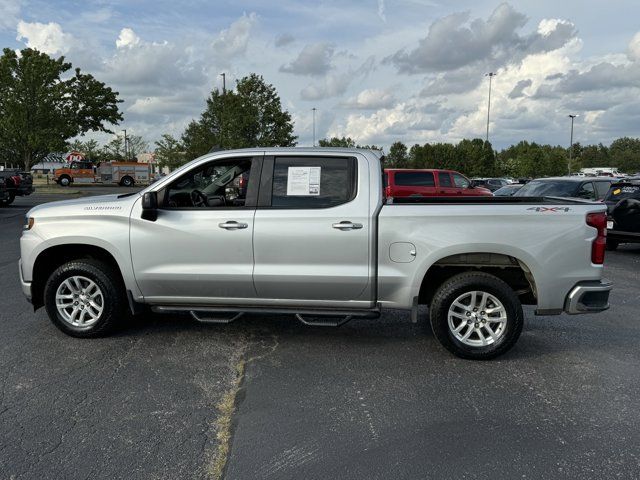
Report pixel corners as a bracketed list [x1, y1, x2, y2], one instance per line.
[19, 147, 612, 359]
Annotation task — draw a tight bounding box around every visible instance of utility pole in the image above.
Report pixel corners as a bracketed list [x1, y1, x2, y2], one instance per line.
[568, 114, 578, 175]
[312, 107, 317, 147]
[220, 73, 226, 149]
[122, 129, 128, 160]
[485, 72, 496, 143]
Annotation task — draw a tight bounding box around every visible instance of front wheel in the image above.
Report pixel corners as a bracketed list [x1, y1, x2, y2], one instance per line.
[44, 260, 126, 337]
[120, 176, 134, 187]
[58, 176, 71, 187]
[429, 272, 524, 360]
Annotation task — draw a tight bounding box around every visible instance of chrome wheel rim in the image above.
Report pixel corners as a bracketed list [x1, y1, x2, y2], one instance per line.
[447, 290, 507, 347]
[55, 276, 104, 329]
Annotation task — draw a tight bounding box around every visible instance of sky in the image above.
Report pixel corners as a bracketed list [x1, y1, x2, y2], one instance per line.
[2, 0, 640, 151]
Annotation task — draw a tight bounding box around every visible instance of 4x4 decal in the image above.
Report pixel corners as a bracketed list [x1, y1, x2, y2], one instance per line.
[526, 207, 572, 212]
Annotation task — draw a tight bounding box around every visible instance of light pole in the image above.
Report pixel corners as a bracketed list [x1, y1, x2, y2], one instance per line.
[312, 107, 317, 147]
[485, 72, 496, 143]
[219, 73, 226, 149]
[568, 114, 578, 175]
[122, 129, 128, 160]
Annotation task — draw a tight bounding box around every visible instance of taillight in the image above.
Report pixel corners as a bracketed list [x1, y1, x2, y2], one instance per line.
[586, 212, 607, 264]
[385, 185, 391, 198]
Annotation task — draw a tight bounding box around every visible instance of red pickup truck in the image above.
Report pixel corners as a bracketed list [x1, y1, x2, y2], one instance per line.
[384, 169, 493, 198]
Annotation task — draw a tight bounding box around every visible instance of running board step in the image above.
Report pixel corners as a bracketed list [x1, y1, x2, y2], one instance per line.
[190, 311, 243, 324]
[296, 314, 353, 327]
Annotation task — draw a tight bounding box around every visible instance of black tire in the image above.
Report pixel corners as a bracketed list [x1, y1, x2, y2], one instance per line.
[58, 176, 71, 187]
[606, 239, 619, 251]
[6, 192, 15, 205]
[120, 176, 134, 187]
[429, 272, 524, 360]
[44, 259, 126, 338]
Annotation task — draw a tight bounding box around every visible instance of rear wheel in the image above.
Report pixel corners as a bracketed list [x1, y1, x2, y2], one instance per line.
[44, 260, 126, 337]
[429, 272, 523, 360]
[120, 176, 134, 187]
[0, 192, 14, 206]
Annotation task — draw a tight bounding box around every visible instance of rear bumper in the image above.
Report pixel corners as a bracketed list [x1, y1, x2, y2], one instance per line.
[18, 259, 32, 303]
[564, 279, 612, 314]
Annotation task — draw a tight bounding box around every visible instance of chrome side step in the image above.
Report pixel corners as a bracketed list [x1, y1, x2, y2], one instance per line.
[295, 314, 353, 327]
[151, 305, 380, 327]
[190, 311, 243, 324]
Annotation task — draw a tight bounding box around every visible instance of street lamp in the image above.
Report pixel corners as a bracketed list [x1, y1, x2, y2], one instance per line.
[485, 72, 496, 143]
[568, 114, 578, 175]
[122, 129, 128, 160]
[219, 73, 226, 148]
[312, 107, 317, 147]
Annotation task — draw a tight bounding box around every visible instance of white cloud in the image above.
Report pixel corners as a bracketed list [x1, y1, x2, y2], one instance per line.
[628, 31, 640, 62]
[0, 0, 20, 30]
[16, 20, 75, 55]
[116, 28, 140, 49]
[280, 42, 335, 76]
[344, 88, 396, 109]
[211, 12, 256, 63]
[377, 0, 386, 22]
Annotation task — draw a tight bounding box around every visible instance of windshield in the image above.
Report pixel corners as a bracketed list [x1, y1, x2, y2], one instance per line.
[514, 180, 577, 197]
[605, 184, 640, 202]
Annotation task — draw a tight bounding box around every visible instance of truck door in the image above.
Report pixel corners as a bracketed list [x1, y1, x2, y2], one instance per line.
[70, 161, 96, 183]
[129, 154, 261, 303]
[252, 154, 373, 305]
[437, 171, 458, 195]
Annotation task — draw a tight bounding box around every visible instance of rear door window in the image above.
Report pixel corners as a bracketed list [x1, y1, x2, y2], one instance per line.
[438, 172, 453, 187]
[394, 172, 435, 187]
[577, 182, 596, 200]
[594, 181, 612, 199]
[271, 156, 357, 208]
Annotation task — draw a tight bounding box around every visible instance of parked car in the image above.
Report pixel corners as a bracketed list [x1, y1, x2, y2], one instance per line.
[471, 178, 509, 192]
[0, 176, 11, 205]
[493, 184, 523, 197]
[20, 148, 611, 360]
[514, 177, 614, 201]
[0, 169, 34, 205]
[384, 169, 492, 198]
[603, 179, 640, 250]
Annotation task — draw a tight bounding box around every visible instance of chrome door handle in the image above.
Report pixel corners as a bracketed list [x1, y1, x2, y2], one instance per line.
[332, 221, 363, 230]
[219, 221, 248, 230]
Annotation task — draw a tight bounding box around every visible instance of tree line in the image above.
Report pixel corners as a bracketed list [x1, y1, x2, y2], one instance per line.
[1, 48, 639, 178]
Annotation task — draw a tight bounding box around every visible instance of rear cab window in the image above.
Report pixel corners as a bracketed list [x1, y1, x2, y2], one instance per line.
[269, 156, 357, 208]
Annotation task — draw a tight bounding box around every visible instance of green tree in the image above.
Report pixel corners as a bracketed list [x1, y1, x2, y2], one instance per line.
[609, 137, 640, 173]
[181, 74, 296, 159]
[0, 48, 122, 170]
[154, 134, 186, 171]
[67, 139, 101, 162]
[318, 136, 356, 148]
[386, 141, 408, 168]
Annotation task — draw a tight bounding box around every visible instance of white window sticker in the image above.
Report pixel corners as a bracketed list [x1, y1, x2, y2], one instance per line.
[287, 166, 321, 196]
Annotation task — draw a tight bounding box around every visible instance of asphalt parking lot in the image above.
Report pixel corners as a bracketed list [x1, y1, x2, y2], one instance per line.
[1, 189, 640, 479]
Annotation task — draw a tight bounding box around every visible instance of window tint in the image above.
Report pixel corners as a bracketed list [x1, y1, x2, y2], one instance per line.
[394, 171, 435, 187]
[438, 172, 453, 187]
[594, 181, 612, 199]
[515, 180, 579, 197]
[452, 173, 470, 188]
[271, 156, 356, 208]
[577, 182, 596, 200]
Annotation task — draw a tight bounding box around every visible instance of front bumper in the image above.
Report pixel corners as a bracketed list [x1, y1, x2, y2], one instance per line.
[18, 259, 32, 303]
[564, 279, 612, 314]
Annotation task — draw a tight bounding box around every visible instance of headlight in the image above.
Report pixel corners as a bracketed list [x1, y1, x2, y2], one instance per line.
[23, 217, 34, 230]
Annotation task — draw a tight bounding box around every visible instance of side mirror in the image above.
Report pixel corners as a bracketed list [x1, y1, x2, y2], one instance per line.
[141, 191, 158, 221]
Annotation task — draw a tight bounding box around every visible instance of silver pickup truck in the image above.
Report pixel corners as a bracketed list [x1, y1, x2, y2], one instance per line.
[19, 148, 612, 359]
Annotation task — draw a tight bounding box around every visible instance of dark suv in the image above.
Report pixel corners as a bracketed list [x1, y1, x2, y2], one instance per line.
[603, 178, 640, 250]
[514, 177, 613, 201]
